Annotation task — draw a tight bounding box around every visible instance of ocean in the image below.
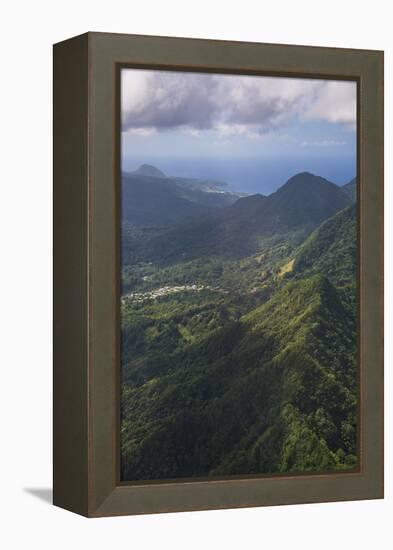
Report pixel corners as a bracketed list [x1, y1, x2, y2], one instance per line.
[121, 156, 356, 196]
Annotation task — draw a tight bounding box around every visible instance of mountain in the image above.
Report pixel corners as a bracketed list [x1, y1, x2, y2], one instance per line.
[124, 172, 352, 264]
[122, 166, 240, 228]
[228, 172, 351, 235]
[132, 163, 166, 178]
[294, 203, 357, 288]
[263, 172, 352, 231]
[121, 274, 357, 480]
[228, 193, 268, 218]
[341, 178, 357, 202]
[122, 172, 210, 227]
[120, 171, 358, 480]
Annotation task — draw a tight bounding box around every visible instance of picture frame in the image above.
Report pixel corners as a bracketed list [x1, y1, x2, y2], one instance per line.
[53, 32, 384, 517]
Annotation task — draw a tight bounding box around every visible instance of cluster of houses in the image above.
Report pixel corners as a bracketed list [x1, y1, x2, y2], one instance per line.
[121, 284, 208, 304]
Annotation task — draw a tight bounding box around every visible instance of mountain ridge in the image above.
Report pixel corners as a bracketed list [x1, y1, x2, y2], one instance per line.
[122, 167, 241, 228]
[121, 273, 356, 479]
[123, 171, 352, 264]
[293, 203, 357, 288]
[341, 177, 357, 202]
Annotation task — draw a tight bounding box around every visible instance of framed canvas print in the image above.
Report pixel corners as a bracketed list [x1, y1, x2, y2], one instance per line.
[53, 32, 383, 517]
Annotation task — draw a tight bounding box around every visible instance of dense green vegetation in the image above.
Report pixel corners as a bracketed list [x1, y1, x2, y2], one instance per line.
[342, 177, 357, 202]
[120, 168, 358, 481]
[294, 204, 357, 291]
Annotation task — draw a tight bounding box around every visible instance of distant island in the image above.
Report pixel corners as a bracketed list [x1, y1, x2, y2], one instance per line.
[132, 163, 167, 178]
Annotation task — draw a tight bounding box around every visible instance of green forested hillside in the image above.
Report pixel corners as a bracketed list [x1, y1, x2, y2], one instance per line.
[341, 178, 357, 202]
[120, 172, 358, 481]
[294, 204, 357, 287]
[262, 172, 352, 230]
[121, 172, 351, 265]
[121, 275, 357, 479]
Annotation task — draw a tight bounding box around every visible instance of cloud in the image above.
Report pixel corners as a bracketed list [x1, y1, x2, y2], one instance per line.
[303, 81, 357, 127]
[121, 69, 356, 136]
[125, 127, 157, 137]
[121, 70, 219, 132]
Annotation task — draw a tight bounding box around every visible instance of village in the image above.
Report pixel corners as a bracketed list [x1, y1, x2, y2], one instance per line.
[121, 283, 211, 304]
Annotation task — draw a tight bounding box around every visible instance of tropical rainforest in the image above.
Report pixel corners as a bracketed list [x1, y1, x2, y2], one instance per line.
[120, 164, 358, 481]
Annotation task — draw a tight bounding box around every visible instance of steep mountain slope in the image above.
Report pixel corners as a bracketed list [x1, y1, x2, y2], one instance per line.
[341, 178, 357, 201]
[123, 172, 351, 264]
[263, 172, 352, 230]
[121, 274, 357, 480]
[294, 203, 357, 288]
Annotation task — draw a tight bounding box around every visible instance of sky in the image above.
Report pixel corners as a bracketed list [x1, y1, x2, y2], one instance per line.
[121, 68, 357, 193]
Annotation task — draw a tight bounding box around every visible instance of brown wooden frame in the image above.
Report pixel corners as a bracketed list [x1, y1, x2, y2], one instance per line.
[53, 32, 384, 517]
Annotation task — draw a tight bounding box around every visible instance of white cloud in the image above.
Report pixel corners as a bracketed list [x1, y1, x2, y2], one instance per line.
[121, 69, 357, 136]
[123, 127, 157, 136]
[303, 81, 357, 126]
